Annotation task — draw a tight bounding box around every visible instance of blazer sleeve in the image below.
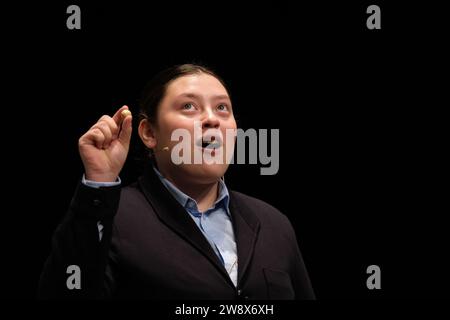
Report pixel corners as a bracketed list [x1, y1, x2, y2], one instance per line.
[38, 181, 121, 299]
[282, 215, 316, 300]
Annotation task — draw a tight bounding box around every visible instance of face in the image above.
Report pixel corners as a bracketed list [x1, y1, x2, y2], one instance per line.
[141, 73, 237, 185]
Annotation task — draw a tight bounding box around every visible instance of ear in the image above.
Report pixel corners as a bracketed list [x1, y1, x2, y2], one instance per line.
[138, 119, 157, 149]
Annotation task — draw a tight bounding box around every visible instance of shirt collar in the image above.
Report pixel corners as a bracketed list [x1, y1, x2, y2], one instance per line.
[153, 166, 230, 215]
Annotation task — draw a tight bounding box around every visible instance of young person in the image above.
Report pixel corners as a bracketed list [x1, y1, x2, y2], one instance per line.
[39, 64, 314, 299]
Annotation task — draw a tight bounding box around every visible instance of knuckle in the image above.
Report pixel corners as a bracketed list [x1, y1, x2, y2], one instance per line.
[105, 118, 118, 130]
[98, 117, 118, 132]
[98, 122, 114, 134]
[91, 127, 100, 134]
[91, 128, 103, 137]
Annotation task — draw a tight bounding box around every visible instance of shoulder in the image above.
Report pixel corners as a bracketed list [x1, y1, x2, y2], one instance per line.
[229, 190, 292, 227]
[229, 190, 300, 248]
[230, 190, 278, 212]
[116, 182, 154, 218]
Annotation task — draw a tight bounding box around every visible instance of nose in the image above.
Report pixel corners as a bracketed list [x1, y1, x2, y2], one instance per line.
[202, 108, 220, 129]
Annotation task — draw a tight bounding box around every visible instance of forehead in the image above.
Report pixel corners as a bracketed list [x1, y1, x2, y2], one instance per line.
[165, 73, 229, 98]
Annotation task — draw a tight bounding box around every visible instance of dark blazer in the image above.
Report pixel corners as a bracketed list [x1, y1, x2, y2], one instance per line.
[39, 168, 315, 300]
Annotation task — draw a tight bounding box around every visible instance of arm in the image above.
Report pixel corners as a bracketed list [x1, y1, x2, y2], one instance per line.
[38, 106, 132, 299]
[282, 216, 316, 300]
[38, 182, 121, 299]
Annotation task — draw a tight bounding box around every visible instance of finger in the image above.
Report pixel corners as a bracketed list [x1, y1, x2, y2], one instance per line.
[84, 128, 105, 149]
[91, 122, 113, 148]
[118, 111, 132, 147]
[112, 105, 130, 126]
[98, 115, 119, 139]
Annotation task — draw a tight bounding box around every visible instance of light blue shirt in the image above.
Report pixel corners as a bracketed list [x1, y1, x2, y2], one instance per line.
[152, 168, 238, 287]
[82, 170, 238, 287]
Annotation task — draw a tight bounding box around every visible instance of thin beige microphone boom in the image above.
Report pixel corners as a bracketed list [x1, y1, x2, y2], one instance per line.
[153, 146, 170, 154]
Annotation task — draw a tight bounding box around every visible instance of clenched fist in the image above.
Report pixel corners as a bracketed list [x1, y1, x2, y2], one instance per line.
[79, 105, 133, 182]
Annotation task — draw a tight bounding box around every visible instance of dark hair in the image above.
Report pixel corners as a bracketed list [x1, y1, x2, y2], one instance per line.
[139, 64, 230, 125]
[134, 63, 231, 164]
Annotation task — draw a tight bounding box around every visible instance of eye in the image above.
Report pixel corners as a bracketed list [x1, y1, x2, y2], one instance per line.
[217, 104, 229, 111]
[182, 103, 195, 111]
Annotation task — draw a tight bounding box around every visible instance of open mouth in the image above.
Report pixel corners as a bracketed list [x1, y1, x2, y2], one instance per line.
[196, 136, 223, 150]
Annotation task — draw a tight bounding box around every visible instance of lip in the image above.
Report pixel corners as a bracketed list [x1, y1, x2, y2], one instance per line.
[195, 134, 223, 150]
[195, 142, 223, 152]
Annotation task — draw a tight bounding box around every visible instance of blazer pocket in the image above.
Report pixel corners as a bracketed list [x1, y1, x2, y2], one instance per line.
[263, 268, 295, 300]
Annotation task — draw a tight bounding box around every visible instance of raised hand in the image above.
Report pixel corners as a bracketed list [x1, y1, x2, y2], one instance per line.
[78, 105, 132, 182]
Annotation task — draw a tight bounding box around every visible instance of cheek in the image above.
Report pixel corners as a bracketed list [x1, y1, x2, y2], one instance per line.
[226, 116, 237, 128]
[158, 117, 197, 142]
[223, 119, 238, 133]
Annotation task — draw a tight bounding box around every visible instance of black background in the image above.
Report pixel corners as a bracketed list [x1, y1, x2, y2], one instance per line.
[2, 0, 448, 302]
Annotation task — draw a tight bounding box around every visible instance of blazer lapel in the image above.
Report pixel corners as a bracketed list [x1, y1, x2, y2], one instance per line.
[229, 192, 261, 286]
[137, 167, 234, 287]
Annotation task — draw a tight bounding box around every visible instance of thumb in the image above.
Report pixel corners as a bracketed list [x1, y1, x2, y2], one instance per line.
[119, 111, 132, 147]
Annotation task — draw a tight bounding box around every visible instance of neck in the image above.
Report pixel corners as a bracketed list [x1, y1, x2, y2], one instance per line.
[159, 169, 219, 213]
[181, 181, 219, 213]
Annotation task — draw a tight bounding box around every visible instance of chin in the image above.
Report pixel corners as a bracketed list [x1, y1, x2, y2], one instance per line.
[184, 163, 228, 184]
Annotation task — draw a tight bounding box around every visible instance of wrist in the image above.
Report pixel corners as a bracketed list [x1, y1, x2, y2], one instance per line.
[85, 172, 119, 183]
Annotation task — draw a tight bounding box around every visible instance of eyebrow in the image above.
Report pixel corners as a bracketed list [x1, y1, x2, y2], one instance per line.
[176, 93, 231, 101]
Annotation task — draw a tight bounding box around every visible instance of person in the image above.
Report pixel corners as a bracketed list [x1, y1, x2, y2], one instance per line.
[38, 64, 315, 299]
